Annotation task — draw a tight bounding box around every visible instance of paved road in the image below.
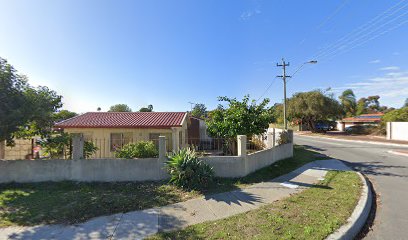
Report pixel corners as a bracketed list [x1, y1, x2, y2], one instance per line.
[295, 135, 408, 240]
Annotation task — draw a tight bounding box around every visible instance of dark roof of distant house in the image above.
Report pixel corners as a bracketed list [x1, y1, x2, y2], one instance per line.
[341, 113, 384, 123]
[189, 116, 205, 121]
[54, 112, 187, 129]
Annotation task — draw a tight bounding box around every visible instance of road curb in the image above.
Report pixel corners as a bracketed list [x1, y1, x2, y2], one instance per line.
[326, 172, 372, 240]
[296, 134, 408, 147]
[388, 150, 408, 157]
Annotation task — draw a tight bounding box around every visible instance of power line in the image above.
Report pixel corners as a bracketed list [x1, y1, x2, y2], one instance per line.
[312, 0, 408, 61]
[320, 4, 408, 61]
[289, 0, 350, 60]
[323, 18, 408, 63]
[256, 76, 278, 102]
[315, 0, 350, 30]
[318, 8, 408, 62]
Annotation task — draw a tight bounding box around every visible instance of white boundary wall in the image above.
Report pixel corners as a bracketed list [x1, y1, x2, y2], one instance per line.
[0, 135, 294, 183]
[387, 122, 408, 141]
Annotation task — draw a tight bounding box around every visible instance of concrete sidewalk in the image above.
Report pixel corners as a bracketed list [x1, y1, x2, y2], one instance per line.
[0, 159, 352, 240]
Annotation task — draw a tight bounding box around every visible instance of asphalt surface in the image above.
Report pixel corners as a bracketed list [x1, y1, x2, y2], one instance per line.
[295, 135, 408, 240]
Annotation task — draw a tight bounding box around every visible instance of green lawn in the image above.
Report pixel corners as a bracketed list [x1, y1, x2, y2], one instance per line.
[149, 171, 362, 240]
[0, 145, 325, 227]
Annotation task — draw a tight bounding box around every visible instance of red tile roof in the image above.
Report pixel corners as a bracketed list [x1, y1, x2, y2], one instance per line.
[341, 113, 384, 123]
[55, 112, 187, 129]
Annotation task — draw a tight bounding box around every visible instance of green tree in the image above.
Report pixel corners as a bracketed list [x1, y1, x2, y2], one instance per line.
[404, 98, 408, 108]
[139, 104, 153, 112]
[206, 95, 272, 138]
[108, 104, 132, 112]
[366, 95, 380, 113]
[382, 107, 408, 122]
[0, 57, 62, 143]
[356, 97, 368, 115]
[270, 103, 283, 124]
[16, 86, 63, 138]
[356, 95, 383, 115]
[191, 103, 207, 118]
[339, 89, 356, 117]
[53, 110, 77, 123]
[0, 58, 28, 143]
[287, 90, 342, 132]
[379, 107, 408, 134]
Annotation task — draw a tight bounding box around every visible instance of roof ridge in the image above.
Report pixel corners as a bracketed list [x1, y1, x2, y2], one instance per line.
[55, 112, 187, 129]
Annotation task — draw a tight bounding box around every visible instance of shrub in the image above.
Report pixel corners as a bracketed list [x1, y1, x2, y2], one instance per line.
[84, 141, 98, 159]
[248, 137, 266, 151]
[166, 147, 214, 190]
[277, 131, 291, 145]
[345, 125, 376, 135]
[115, 141, 158, 159]
[40, 133, 71, 159]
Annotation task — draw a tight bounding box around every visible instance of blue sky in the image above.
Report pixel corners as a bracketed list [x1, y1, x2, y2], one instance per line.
[1, 0, 407, 113]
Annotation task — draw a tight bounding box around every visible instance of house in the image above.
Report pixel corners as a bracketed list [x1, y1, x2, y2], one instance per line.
[187, 116, 212, 146]
[54, 112, 188, 158]
[0, 138, 37, 160]
[336, 113, 384, 131]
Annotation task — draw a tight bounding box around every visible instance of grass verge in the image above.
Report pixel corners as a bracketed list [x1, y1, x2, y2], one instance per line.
[0, 145, 324, 227]
[149, 170, 362, 240]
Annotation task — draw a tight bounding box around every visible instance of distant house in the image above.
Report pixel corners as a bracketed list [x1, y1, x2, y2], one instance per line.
[55, 112, 188, 158]
[187, 116, 212, 146]
[336, 113, 384, 131]
[0, 138, 37, 160]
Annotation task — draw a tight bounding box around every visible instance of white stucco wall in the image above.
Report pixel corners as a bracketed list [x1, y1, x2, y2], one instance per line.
[0, 142, 293, 183]
[387, 122, 408, 141]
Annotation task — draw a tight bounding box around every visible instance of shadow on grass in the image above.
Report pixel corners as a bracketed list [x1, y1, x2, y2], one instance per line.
[0, 181, 193, 227]
[1, 145, 331, 229]
[203, 145, 330, 195]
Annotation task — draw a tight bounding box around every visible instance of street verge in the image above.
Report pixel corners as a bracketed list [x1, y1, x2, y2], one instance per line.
[326, 172, 372, 240]
[148, 169, 362, 240]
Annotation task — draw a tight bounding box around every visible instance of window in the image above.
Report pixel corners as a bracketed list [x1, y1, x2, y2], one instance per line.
[110, 133, 132, 151]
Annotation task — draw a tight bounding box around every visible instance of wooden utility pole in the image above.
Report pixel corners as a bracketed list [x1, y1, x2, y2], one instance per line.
[277, 58, 291, 130]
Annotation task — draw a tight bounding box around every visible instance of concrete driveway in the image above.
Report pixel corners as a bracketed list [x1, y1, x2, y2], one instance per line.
[295, 135, 408, 240]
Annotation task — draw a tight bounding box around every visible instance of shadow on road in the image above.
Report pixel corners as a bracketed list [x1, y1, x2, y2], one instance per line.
[348, 161, 408, 178]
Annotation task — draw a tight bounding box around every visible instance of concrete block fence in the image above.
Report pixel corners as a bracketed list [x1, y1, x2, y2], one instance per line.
[387, 122, 408, 141]
[0, 132, 294, 183]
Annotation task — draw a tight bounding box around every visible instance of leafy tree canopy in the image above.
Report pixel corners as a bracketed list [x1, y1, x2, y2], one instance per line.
[139, 104, 153, 112]
[339, 89, 356, 117]
[382, 107, 408, 123]
[206, 95, 272, 138]
[270, 103, 283, 124]
[404, 98, 408, 108]
[53, 110, 78, 123]
[191, 103, 207, 119]
[356, 95, 382, 115]
[108, 104, 132, 112]
[287, 90, 342, 131]
[0, 57, 62, 143]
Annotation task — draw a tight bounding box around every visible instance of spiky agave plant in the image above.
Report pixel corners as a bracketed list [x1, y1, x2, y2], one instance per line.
[166, 147, 214, 190]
